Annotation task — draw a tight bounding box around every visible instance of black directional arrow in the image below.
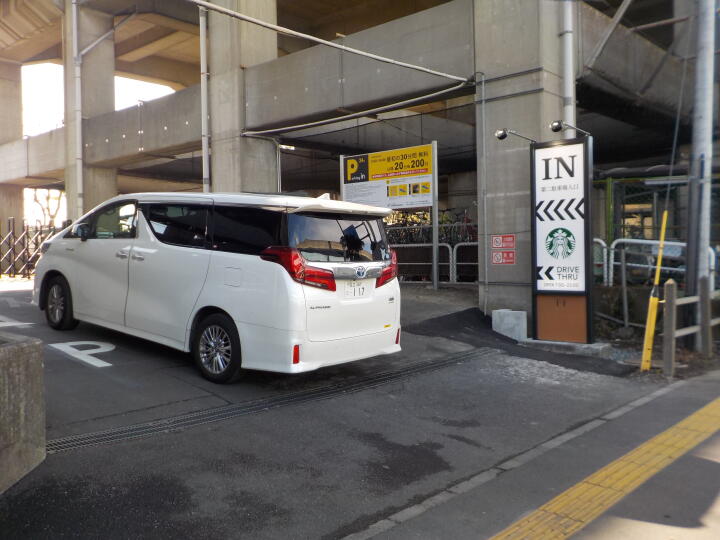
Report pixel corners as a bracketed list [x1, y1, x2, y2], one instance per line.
[544, 200, 554, 221]
[565, 198, 576, 219]
[554, 199, 565, 221]
[536, 266, 543, 280]
[544, 266, 554, 280]
[575, 198, 584, 219]
[535, 201, 545, 221]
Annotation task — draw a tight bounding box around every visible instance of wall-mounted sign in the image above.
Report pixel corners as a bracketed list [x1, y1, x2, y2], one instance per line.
[341, 144, 434, 209]
[491, 250, 515, 265]
[532, 142, 587, 292]
[491, 234, 516, 249]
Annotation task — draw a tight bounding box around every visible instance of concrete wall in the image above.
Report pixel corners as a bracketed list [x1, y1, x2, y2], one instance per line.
[0, 332, 45, 495]
[475, 0, 564, 317]
[209, 0, 279, 193]
[245, 0, 474, 129]
[0, 60, 24, 225]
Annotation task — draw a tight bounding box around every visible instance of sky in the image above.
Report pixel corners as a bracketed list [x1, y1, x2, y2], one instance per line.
[21, 63, 175, 225]
[21, 63, 174, 137]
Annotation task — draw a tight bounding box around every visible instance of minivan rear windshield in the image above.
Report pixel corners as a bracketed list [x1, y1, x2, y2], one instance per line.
[287, 212, 390, 263]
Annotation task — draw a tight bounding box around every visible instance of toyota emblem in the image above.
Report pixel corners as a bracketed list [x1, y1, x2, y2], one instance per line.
[355, 266, 367, 279]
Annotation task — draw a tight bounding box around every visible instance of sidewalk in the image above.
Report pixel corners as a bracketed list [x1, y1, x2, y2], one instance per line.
[347, 370, 720, 539]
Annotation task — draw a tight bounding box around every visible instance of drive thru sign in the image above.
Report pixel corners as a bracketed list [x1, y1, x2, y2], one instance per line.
[531, 137, 593, 344]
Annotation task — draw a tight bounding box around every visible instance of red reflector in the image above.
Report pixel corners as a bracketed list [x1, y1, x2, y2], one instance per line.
[396, 328, 401, 345]
[292, 344, 300, 364]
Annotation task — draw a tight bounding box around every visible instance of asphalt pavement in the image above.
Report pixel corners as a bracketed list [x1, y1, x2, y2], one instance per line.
[2, 279, 711, 539]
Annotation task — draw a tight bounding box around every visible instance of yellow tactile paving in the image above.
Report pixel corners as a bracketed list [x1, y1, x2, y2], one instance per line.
[490, 397, 720, 540]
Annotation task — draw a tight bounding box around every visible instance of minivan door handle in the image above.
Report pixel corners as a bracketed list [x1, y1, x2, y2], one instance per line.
[131, 253, 145, 261]
[115, 250, 129, 259]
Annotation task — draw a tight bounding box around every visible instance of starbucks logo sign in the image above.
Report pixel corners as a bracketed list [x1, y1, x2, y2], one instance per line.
[545, 227, 576, 259]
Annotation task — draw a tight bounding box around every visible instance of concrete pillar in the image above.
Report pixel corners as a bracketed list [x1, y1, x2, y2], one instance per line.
[209, 0, 278, 193]
[0, 60, 24, 229]
[474, 0, 564, 315]
[63, 1, 117, 219]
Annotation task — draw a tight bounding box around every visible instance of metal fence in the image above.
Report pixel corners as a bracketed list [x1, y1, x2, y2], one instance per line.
[0, 218, 57, 278]
[596, 176, 719, 248]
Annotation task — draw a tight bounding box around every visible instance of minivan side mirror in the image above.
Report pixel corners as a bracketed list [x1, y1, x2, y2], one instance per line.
[72, 223, 91, 242]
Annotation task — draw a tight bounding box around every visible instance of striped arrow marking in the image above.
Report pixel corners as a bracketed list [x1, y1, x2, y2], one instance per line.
[534, 198, 585, 221]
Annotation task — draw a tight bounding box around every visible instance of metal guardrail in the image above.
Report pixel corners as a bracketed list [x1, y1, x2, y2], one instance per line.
[390, 243, 453, 283]
[662, 276, 719, 378]
[607, 238, 716, 288]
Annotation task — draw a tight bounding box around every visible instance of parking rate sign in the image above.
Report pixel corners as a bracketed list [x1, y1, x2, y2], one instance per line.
[533, 142, 587, 292]
[341, 144, 434, 209]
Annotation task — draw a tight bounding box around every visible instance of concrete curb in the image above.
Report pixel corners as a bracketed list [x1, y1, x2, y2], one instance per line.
[517, 338, 613, 359]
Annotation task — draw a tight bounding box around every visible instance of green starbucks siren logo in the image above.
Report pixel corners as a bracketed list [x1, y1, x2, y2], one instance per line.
[545, 227, 576, 259]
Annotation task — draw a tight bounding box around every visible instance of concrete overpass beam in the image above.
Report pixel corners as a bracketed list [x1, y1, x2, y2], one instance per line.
[209, 0, 278, 193]
[475, 0, 564, 317]
[0, 60, 24, 227]
[63, 1, 117, 219]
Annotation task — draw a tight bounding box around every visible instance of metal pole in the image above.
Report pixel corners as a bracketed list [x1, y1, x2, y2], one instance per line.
[662, 279, 677, 379]
[561, 0, 576, 139]
[699, 275, 712, 358]
[432, 140, 439, 289]
[199, 6, 210, 193]
[693, 0, 715, 349]
[621, 248, 629, 327]
[72, 0, 84, 220]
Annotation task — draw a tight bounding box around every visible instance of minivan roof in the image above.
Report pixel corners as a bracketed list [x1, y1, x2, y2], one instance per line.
[105, 192, 392, 217]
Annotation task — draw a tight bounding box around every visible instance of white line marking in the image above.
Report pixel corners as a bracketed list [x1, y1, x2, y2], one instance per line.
[49, 341, 114, 368]
[0, 314, 33, 328]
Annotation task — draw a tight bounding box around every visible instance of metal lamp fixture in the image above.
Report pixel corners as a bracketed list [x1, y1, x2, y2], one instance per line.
[494, 128, 537, 143]
[549, 120, 591, 137]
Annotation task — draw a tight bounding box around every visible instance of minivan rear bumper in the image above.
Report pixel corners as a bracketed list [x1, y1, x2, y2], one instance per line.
[237, 323, 400, 374]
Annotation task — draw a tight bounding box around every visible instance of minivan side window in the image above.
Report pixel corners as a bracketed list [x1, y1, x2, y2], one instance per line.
[66, 201, 138, 239]
[144, 204, 209, 248]
[212, 206, 283, 255]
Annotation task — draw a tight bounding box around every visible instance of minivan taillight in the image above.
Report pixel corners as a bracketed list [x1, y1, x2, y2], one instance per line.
[260, 247, 336, 292]
[376, 249, 398, 288]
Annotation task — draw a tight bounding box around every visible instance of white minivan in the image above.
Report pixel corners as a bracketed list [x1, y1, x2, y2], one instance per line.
[33, 192, 401, 382]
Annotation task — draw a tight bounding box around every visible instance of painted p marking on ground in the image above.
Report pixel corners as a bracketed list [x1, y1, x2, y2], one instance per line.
[491, 397, 720, 539]
[49, 341, 115, 368]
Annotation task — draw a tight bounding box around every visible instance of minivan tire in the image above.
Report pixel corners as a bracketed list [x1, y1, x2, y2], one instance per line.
[44, 275, 79, 330]
[193, 313, 244, 383]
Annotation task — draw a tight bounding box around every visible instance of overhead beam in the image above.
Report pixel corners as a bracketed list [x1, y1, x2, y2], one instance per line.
[130, 13, 200, 36]
[115, 56, 199, 89]
[117, 31, 193, 62]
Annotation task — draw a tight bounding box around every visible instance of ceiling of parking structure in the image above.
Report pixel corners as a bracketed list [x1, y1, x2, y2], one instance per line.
[0, 0, 62, 63]
[584, 0, 675, 49]
[276, 0, 452, 54]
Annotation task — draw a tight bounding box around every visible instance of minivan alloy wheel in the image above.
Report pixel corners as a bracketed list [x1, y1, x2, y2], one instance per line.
[199, 325, 233, 374]
[47, 284, 65, 324]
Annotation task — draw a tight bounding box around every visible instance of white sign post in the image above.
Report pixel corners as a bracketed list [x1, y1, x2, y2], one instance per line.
[340, 142, 439, 288]
[531, 138, 593, 343]
[533, 142, 587, 292]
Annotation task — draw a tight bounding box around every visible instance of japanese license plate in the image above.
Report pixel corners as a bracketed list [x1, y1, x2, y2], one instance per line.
[345, 280, 370, 299]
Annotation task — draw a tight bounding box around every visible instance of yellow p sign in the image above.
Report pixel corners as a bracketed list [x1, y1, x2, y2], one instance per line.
[346, 158, 358, 180]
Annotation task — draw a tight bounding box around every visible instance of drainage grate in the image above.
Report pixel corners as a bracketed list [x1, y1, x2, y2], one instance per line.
[47, 348, 495, 453]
